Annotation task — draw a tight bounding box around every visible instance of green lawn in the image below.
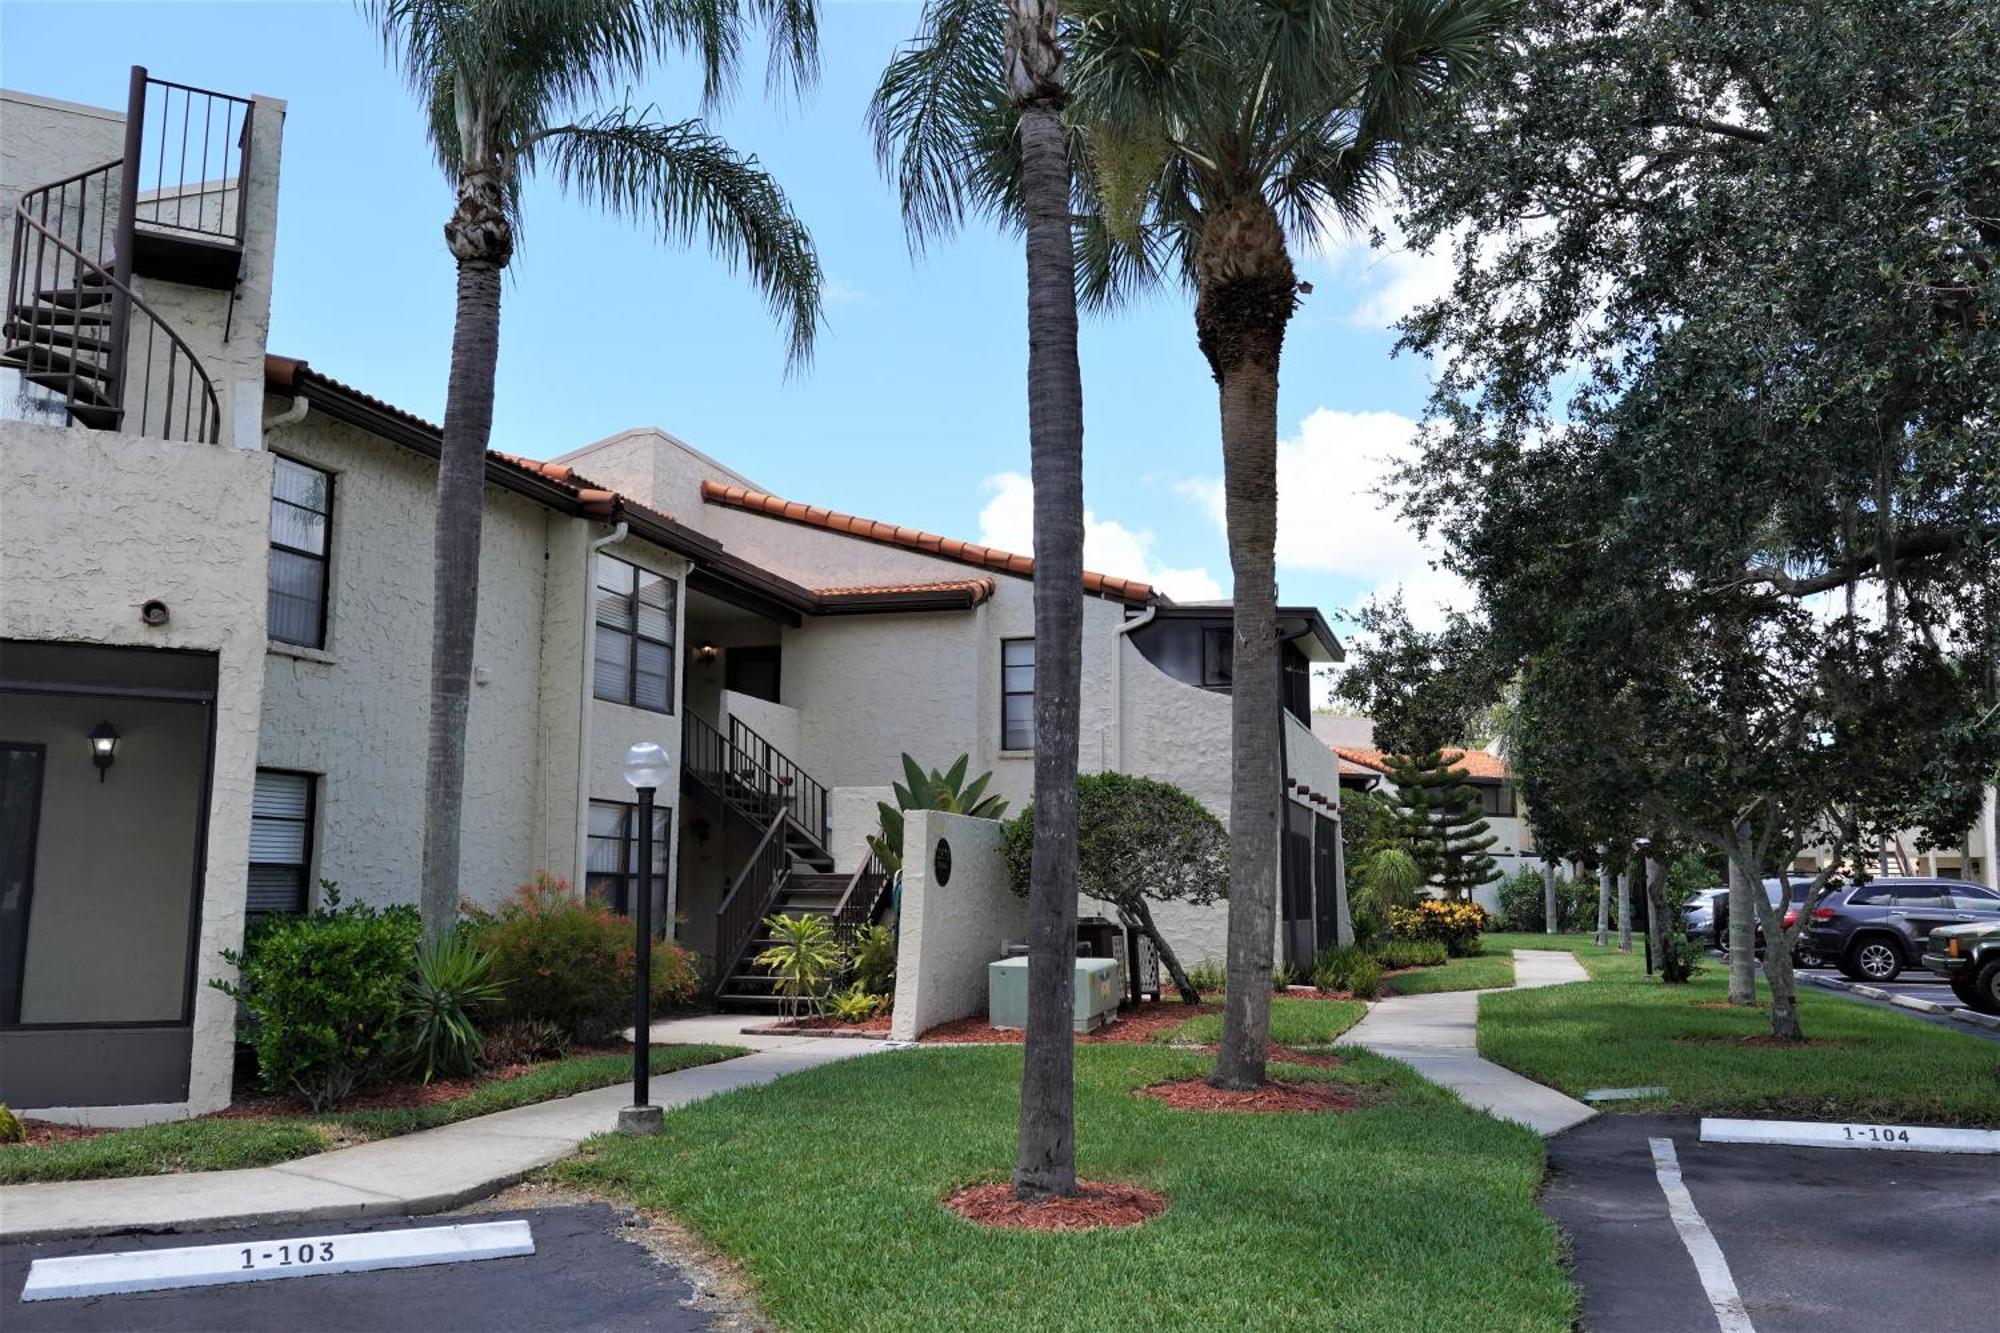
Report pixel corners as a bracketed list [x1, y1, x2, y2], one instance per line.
[1160, 996, 1367, 1046]
[0, 1043, 744, 1184]
[1382, 939, 1517, 995]
[1480, 967, 2000, 1126]
[559, 1044, 1574, 1333]
[1483, 932, 1648, 981]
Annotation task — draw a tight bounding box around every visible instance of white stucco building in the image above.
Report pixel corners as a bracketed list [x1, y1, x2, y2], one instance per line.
[1, 68, 1350, 1122]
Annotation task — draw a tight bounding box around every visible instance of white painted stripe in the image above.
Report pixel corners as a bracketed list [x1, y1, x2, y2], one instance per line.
[1648, 1137, 1756, 1333]
[1701, 1117, 2000, 1154]
[21, 1220, 534, 1302]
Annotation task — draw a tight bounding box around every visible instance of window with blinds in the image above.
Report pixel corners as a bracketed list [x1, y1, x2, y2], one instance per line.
[249, 770, 314, 914]
[269, 456, 332, 648]
[585, 799, 669, 921]
[593, 554, 676, 713]
[1001, 638, 1035, 751]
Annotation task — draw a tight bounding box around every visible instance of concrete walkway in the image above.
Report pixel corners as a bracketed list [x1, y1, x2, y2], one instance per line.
[0, 1026, 876, 1244]
[1336, 948, 1595, 1137]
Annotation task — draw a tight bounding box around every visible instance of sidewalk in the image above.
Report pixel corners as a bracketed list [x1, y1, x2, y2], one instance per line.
[0, 1025, 876, 1244]
[1336, 948, 1595, 1136]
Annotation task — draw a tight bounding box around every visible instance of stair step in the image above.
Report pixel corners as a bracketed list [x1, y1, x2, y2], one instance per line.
[3, 344, 113, 383]
[3, 322, 112, 354]
[8, 304, 115, 328]
[33, 285, 116, 309]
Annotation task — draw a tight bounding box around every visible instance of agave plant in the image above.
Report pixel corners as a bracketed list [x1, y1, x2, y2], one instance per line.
[399, 929, 503, 1083]
[866, 753, 1011, 873]
[754, 912, 844, 1018]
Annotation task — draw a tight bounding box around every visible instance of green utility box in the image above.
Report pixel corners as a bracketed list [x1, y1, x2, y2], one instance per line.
[987, 956, 1124, 1033]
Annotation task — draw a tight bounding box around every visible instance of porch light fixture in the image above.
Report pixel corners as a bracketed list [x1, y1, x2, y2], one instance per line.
[618, 741, 670, 1137]
[89, 721, 119, 782]
[693, 642, 719, 666]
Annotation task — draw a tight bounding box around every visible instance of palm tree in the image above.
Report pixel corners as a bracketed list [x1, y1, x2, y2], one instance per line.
[871, 0, 1086, 1201]
[1065, 0, 1502, 1089]
[367, 0, 824, 937]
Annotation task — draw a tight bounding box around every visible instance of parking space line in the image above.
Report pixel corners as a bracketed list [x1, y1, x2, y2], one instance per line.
[1647, 1137, 1756, 1333]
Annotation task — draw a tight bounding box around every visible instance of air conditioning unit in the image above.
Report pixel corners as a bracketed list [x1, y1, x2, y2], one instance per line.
[987, 956, 1125, 1033]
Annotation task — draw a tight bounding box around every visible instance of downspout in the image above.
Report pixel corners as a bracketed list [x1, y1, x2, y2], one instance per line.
[1108, 602, 1158, 771]
[262, 395, 309, 430]
[572, 520, 628, 893]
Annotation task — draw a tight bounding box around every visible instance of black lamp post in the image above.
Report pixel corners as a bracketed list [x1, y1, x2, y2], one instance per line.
[618, 741, 670, 1135]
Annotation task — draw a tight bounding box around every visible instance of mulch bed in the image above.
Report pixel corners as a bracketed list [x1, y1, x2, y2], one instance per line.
[1691, 1000, 1766, 1011]
[744, 1014, 892, 1039]
[1136, 1078, 1369, 1114]
[1673, 1035, 1846, 1049]
[9, 1119, 114, 1149]
[209, 1044, 633, 1120]
[919, 1002, 1219, 1045]
[944, 1179, 1168, 1232]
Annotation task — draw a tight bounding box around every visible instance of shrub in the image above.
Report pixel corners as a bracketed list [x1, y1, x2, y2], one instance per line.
[473, 874, 700, 1043]
[398, 929, 502, 1083]
[1272, 962, 1299, 991]
[847, 924, 897, 997]
[1309, 945, 1381, 998]
[754, 913, 843, 1018]
[829, 984, 890, 1023]
[1371, 938, 1449, 969]
[214, 892, 421, 1110]
[0, 1104, 22, 1144]
[1495, 867, 1550, 932]
[1186, 959, 1227, 995]
[481, 1018, 570, 1068]
[1390, 899, 1490, 957]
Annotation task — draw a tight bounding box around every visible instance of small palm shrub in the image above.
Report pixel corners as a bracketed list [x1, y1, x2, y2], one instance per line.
[1186, 959, 1227, 995]
[847, 924, 898, 996]
[0, 1104, 23, 1144]
[756, 913, 843, 1017]
[829, 983, 890, 1023]
[473, 873, 700, 1043]
[1309, 945, 1382, 997]
[214, 889, 422, 1110]
[398, 929, 503, 1083]
[1272, 962, 1299, 991]
[1371, 938, 1449, 970]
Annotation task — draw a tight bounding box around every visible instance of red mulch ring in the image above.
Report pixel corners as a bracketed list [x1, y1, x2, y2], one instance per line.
[944, 1179, 1168, 1232]
[1137, 1077, 1368, 1114]
[5, 1119, 115, 1150]
[1267, 1045, 1344, 1068]
[1691, 1001, 1765, 1011]
[1674, 1035, 1844, 1049]
[1277, 987, 1373, 1002]
[919, 1002, 1218, 1045]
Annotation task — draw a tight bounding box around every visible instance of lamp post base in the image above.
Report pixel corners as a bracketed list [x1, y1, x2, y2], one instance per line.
[616, 1105, 664, 1136]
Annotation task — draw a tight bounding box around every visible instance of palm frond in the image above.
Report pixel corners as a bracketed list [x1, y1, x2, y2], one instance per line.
[867, 0, 1013, 248]
[526, 108, 822, 366]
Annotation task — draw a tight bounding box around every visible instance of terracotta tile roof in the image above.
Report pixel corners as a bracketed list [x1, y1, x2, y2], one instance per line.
[1334, 745, 1510, 781]
[815, 578, 998, 604]
[701, 480, 1158, 606]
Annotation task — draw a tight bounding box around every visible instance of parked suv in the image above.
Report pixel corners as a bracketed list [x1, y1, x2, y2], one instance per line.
[1921, 922, 2000, 1013]
[1803, 878, 2000, 983]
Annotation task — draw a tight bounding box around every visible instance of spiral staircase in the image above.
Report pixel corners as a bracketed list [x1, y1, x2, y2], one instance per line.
[3, 67, 254, 444]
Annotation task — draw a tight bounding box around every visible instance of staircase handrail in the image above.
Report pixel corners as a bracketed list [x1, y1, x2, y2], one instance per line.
[831, 848, 890, 948]
[725, 713, 831, 847]
[713, 809, 793, 988]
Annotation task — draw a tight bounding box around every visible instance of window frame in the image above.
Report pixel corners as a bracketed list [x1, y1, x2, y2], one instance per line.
[592, 554, 677, 714]
[267, 454, 334, 650]
[249, 767, 316, 915]
[1200, 625, 1234, 688]
[585, 797, 671, 924]
[1000, 637, 1035, 752]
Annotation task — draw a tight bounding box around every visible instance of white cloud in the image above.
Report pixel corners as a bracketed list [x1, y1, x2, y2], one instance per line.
[1178, 407, 1473, 630]
[977, 473, 1224, 603]
[1312, 201, 1459, 331]
[823, 276, 868, 306]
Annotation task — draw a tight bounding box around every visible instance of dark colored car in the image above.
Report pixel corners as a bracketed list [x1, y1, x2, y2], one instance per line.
[1712, 878, 1835, 965]
[1921, 921, 2000, 1013]
[1803, 878, 2000, 983]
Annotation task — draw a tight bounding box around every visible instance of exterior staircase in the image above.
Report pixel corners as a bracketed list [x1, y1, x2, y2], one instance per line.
[3, 67, 251, 444]
[682, 714, 890, 1010]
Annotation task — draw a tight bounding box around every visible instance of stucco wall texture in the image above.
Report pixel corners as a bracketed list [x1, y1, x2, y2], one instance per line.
[888, 810, 1023, 1041]
[0, 420, 273, 1118]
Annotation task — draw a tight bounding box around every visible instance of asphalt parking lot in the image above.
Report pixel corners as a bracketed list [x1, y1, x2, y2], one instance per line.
[1, 1204, 723, 1332]
[1544, 1114, 2000, 1333]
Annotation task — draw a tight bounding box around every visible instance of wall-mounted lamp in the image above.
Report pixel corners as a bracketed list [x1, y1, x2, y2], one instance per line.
[692, 642, 719, 667]
[89, 721, 119, 782]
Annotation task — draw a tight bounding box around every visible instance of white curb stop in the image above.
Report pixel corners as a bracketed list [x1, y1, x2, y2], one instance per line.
[21, 1220, 535, 1302]
[1700, 1117, 2000, 1155]
[1950, 1007, 2000, 1032]
[1888, 993, 1949, 1014]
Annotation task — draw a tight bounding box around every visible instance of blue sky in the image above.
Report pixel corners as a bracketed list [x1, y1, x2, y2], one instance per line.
[2, 0, 1464, 648]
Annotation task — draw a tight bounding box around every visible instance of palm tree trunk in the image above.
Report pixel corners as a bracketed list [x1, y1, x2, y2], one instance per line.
[1009, 9, 1083, 1203]
[1616, 863, 1632, 951]
[421, 176, 511, 938]
[1725, 826, 1759, 1005]
[1595, 857, 1611, 948]
[1542, 858, 1557, 935]
[1197, 197, 1296, 1092]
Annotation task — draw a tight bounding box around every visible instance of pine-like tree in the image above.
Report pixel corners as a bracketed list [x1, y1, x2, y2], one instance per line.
[1384, 750, 1500, 902]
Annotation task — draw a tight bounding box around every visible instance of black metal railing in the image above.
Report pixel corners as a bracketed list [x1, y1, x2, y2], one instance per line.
[832, 848, 890, 949]
[4, 163, 220, 442]
[726, 714, 830, 848]
[130, 69, 254, 249]
[713, 810, 792, 986]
